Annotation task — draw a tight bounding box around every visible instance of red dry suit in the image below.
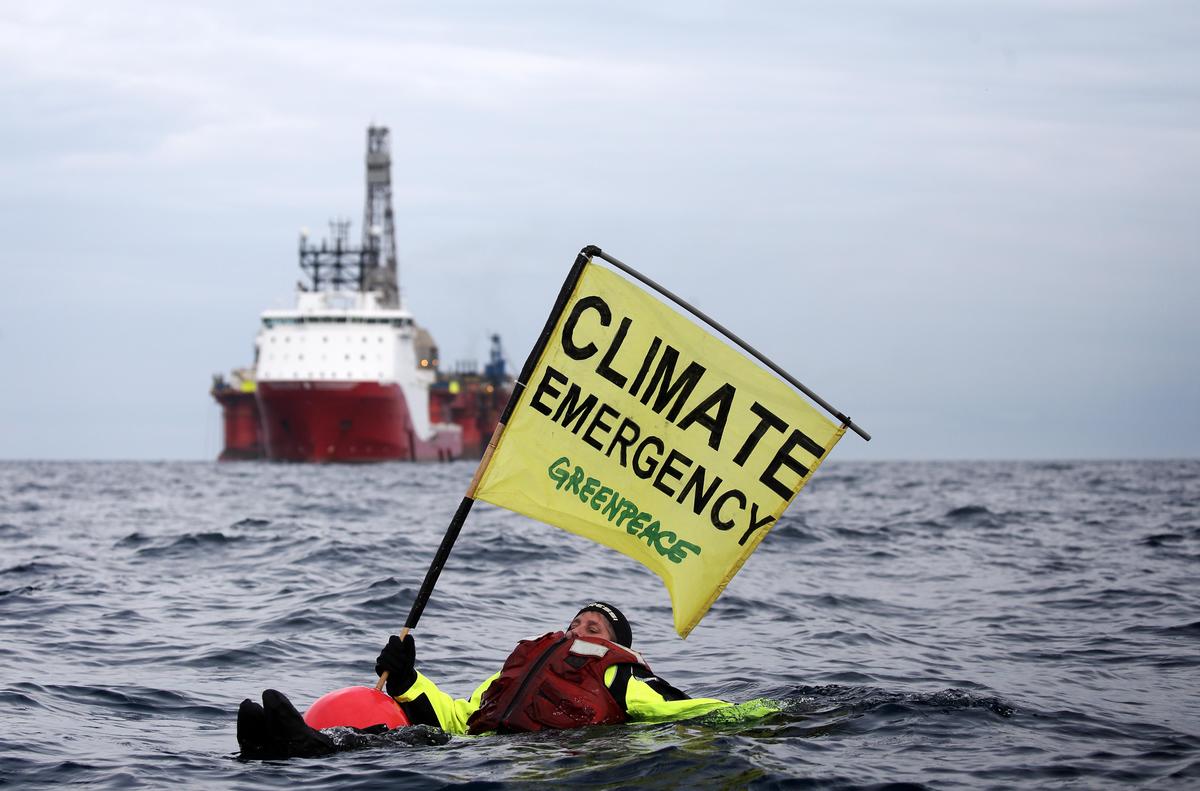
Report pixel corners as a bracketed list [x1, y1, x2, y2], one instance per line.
[465, 631, 649, 735]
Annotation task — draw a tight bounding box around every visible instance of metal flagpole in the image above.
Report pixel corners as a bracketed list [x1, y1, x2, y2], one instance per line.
[376, 243, 867, 689]
[375, 246, 595, 691]
[589, 248, 871, 442]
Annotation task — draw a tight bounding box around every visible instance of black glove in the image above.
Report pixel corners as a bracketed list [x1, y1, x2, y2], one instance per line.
[375, 633, 417, 697]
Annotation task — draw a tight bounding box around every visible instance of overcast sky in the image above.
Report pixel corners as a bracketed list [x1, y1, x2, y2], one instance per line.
[1, 1, 1196, 461]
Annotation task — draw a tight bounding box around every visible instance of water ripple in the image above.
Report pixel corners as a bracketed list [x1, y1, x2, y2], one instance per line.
[0, 459, 1196, 789]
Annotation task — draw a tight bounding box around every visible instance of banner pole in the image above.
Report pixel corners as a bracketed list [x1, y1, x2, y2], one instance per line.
[589, 247, 871, 442]
[375, 247, 595, 691]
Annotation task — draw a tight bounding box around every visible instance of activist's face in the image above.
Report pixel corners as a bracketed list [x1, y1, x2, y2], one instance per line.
[567, 611, 616, 642]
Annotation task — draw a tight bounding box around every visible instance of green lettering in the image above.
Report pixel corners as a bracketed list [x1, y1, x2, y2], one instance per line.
[580, 476, 600, 504]
[666, 540, 702, 564]
[602, 493, 623, 521]
[638, 520, 661, 546]
[544, 454, 699, 565]
[614, 500, 639, 527]
[548, 456, 571, 489]
[567, 466, 585, 495]
[591, 486, 613, 511]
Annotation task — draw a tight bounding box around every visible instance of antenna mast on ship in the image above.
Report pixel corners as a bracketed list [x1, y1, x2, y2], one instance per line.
[362, 126, 400, 307]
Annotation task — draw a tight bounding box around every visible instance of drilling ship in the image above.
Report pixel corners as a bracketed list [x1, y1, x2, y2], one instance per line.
[210, 126, 511, 462]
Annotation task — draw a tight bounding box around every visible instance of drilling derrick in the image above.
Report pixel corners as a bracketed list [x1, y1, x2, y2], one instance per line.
[362, 125, 400, 307]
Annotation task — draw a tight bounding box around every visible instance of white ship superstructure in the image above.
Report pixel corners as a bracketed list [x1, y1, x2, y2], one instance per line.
[255, 289, 440, 442]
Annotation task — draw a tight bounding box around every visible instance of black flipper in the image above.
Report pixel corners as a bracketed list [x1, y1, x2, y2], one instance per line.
[261, 688, 336, 758]
[237, 698, 287, 759]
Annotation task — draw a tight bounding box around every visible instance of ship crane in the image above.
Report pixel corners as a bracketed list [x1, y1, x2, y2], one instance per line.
[362, 126, 400, 307]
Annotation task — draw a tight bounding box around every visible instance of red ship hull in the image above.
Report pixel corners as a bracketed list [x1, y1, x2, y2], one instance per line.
[212, 385, 265, 461]
[256, 381, 462, 462]
[429, 379, 510, 458]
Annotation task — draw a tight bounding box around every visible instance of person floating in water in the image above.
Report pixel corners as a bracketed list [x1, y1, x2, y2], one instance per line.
[237, 601, 731, 758]
[375, 601, 730, 735]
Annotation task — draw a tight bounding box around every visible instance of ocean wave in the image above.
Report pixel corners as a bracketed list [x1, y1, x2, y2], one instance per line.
[0, 459, 1197, 789]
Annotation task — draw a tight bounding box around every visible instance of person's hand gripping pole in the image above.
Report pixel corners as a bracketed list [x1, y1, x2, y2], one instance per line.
[374, 628, 416, 695]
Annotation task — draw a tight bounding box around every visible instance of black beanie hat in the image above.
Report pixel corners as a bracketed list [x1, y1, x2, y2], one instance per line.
[575, 601, 633, 647]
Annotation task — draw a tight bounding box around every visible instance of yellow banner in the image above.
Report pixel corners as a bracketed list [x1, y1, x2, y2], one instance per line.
[474, 262, 845, 637]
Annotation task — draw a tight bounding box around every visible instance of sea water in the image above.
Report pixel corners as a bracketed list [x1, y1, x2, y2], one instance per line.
[0, 459, 1197, 789]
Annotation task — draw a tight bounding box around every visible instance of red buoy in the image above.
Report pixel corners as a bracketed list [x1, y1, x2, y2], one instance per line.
[303, 686, 410, 731]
